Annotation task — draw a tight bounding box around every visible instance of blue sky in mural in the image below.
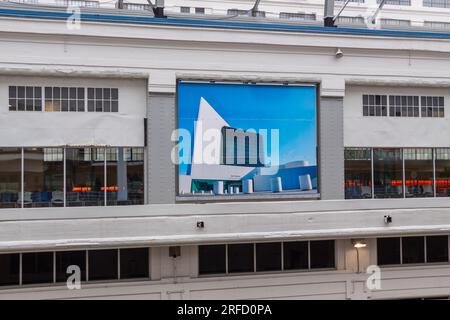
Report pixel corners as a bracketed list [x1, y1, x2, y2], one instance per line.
[178, 82, 317, 175]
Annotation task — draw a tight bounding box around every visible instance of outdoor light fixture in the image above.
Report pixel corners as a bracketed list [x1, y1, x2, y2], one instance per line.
[335, 48, 344, 59]
[352, 239, 367, 249]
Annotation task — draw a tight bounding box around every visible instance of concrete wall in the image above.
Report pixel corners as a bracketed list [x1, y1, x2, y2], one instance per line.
[147, 93, 176, 204]
[344, 85, 450, 148]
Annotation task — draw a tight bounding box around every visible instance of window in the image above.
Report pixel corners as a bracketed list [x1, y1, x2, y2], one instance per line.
[88, 249, 118, 281]
[421, 96, 444, 118]
[377, 0, 411, 5]
[363, 94, 387, 117]
[87, 88, 118, 112]
[122, 2, 151, 10]
[402, 237, 425, 264]
[389, 95, 419, 117]
[45, 87, 84, 112]
[0, 148, 21, 208]
[9, 86, 42, 111]
[337, 16, 365, 24]
[279, 12, 316, 21]
[373, 148, 403, 198]
[180, 6, 190, 13]
[198, 245, 226, 275]
[66, 148, 105, 207]
[0, 254, 20, 286]
[56, 251, 86, 282]
[283, 241, 308, 270]
[426, 236, 449, 263]
[22, 252, 54, 284]
[256, 243, 281, 272]
[435, 148, 450, 197]
[345, 148, 372, 199]
[380, 18, 411, 26]
[424, 0, 450, 8]
[227, 244, 254, 273]
[106, 148, 145, 206]
[377, 237, 401, 265]
[424, 21, 450, 29]
[24, 148, 64, 207]
[199, 241, 336, 276]
[228, 9, 250, 16]
[195, 7, 205, 14]
[404, 148, 434, 198]
[378, 236, 449, 265]
[120, 248, 149, 279]
[310, 240, 335, 269]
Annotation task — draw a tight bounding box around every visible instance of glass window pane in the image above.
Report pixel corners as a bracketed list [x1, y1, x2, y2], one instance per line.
[88, 88, 94, 99]
[0, 148, 21, 209]
[56, 251, 86, 282]
[228, 244, 254, 273]
[62, 87, 69, 99]
[88, 249, 118, 281]
[18, 86, 25, 98]
[373, 148, 403, 198]
[111, 88, 119, 100]
[283, 241, 308, 270]
[9, 86, 16, 98]
[402, 237, 425, 264]
[24, 148, 64, 208]
[404, 148, 433, 198]
[310, 240, 335, 269]
[435, 148, 450, 197]
[111, 101, 119, 112]
[120, 248, 149, 279]
[198, 245, 226, 275]
[66, 148, 105, 207]
[78, 88, 84, 100]
[426, 236, 449, 263]
[22, 252, 54, 284]
[107, 148, 144, 206]
[256, 242, 281, 272]
[0, 254, 20, 286]
[345, 148, 372, 199]
[9, 98, 17, 111]
[377, 237, 400, 265]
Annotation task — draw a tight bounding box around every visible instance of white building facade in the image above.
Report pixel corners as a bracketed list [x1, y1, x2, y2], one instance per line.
[2, 0, 450, 300]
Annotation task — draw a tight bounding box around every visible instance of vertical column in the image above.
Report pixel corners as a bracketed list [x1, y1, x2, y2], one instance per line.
[319, 97, 345, 200]
[117, 148, 128, 201]
[319, 77, 345, 200]
[147, 92, 176, 204]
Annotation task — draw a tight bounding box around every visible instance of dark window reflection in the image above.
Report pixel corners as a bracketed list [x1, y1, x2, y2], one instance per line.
[228, 244, 254, 273]
[120, 248, 149, 279]
[374, 149, 403, 198]
[404, 148, 433, 198]
[310, 240, 335, 269]
[56, 251, 86, 282]
[435, 148, 450, 197]
[0, 148, 21, 208]
[106, 148, 144, 206]
[24, 148, 64, 207]
[66, 148, 105, 207]
[426, 236, 449, 263]
[88, 249, 118, 281]
[345, 148, 372, 199]
[199, 245, 226, 275]
[377, 238, 401, 265]
[255, 243, 281, 272]
[402, 237, 425, 264]
[283, 241, 308, 270]
[0, 254, 20, 286]
[22, 252, 54, 285]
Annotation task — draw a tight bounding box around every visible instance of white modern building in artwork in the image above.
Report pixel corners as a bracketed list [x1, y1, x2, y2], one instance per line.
[2, 0, 450, 300]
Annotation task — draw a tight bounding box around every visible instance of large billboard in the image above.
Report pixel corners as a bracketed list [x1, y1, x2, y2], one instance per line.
[176, 82, 317, 198]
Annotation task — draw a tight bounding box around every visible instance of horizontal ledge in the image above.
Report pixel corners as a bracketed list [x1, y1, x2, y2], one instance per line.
[1, 225, 450, 251]
[3, 197, 450, 221]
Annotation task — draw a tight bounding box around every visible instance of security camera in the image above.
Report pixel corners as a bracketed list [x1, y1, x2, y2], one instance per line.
[335, 48, 344, 59]
[384, 215, 392, 224]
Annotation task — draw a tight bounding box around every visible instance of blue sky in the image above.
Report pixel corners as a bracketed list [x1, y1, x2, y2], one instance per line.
[178, 82, 317, 175]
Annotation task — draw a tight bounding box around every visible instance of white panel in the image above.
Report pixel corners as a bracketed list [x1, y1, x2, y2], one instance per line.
[344, 86, 450, 147]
